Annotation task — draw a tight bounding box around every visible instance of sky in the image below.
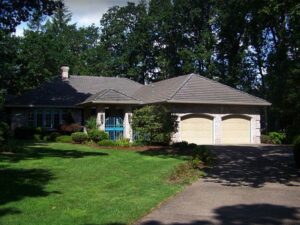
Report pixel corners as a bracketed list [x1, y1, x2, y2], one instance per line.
[15, 0, 141, 36]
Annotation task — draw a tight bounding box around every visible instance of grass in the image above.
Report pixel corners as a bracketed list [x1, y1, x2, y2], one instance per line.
[0, 142, 187, 225]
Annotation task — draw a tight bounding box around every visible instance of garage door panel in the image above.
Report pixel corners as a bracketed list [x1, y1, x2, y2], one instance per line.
[222, 116, 250, 144]
[181, 115, 213, 145]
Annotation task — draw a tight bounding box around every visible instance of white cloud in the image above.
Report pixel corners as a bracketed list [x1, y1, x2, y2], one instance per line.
[14, 0, 142, 35]
[64, 0, 141, 27]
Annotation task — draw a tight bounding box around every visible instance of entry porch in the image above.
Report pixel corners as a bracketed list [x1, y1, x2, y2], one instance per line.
[84, 105, 133, 141]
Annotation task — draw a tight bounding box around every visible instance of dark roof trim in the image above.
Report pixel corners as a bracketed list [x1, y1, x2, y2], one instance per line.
[5, 105, 83, 109]
[79, 100, 142, 105]
[166, 100, 271, 106]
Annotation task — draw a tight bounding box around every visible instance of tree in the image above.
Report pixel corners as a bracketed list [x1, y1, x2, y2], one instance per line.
[132, 105, 178, 144]
[0, 0, 62, 33]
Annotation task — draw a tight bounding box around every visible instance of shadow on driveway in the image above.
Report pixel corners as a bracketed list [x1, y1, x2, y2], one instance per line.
[203, 145, 300, 188]
[139, 203, 300, 225]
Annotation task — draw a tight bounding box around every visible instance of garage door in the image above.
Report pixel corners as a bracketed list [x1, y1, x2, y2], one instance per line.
[181, 115, 213, 144]
[222, 116, 251, 144]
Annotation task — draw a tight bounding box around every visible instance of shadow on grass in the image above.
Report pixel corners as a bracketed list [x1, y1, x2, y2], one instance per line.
[0, 142, 108, 163]
[138, 204, 300, 225]
[0, 208, 21, 217]
[0, 167, 57, 206]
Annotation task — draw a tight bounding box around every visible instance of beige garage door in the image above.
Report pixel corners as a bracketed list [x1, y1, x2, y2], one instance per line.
[181, 115, 213, 144]
[222, 116, 251, 144]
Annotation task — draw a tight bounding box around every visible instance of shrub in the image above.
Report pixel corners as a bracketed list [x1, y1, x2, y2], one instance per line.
[71, 132, 88, 144]
[172, 141, 189, 150]
[48, 132, 60, 141]
[169, 162, 205, 184]
[60, 123, 82, 134]
[293, 135, 300, 168]
[193, 146, 215, 166]
[268, 132, 286, 144]
[98, 139, 117, 146]
[132, 105, 178, 145]
[0, 122, 10, 144]
[261, 134, 273, 144]
[115, 138, 131, 147]
[33, 134, 42, 142]
[56, 135, 72, 143]
[85, 117, 97, 130]
[88, 129, 109, 142]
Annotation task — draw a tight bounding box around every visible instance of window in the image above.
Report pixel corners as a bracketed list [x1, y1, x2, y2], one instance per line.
[36, 111, 43, 127]
[53, 112, 60, 129]
[27, 109, 65, 129]
[28, 112, 35, 127]
[45, 112, 52, 128]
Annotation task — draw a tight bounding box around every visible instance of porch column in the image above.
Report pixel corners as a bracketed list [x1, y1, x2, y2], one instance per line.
[214, 114, 222, 144]
[123, 107, 133, 141]
[96, 105, 105, 131]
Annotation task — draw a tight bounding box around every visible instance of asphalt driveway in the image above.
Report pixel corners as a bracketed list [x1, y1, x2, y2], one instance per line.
[136, 145, 300, 225]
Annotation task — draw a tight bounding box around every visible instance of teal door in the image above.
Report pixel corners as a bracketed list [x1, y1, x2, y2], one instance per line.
[105, 115, 124, 140]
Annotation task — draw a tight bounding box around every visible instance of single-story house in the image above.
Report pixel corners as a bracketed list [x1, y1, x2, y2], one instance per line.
[5, 66, 271, 144]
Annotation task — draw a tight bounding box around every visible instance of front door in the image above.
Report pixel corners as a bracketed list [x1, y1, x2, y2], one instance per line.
[105, 109, 124, 140]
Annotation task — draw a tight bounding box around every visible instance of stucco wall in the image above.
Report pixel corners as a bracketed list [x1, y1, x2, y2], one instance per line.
[170, 104, 261, 144]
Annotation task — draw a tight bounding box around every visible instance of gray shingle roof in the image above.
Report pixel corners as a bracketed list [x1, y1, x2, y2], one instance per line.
[134, 74, 271, 106]
[80, 89, 141, 104]
[6, 75, 143, 107]
[6, 73, 270, 107]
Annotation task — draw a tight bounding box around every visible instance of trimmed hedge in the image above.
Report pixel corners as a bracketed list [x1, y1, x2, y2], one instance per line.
[88, 129, 109, 142]
[71, 132, 88, 144]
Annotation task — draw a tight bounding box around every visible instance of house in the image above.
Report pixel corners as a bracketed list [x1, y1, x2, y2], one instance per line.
[5, 66, 271, 144]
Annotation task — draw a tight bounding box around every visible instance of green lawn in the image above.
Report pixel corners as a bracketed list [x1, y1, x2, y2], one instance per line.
[0, 142, 186, 225]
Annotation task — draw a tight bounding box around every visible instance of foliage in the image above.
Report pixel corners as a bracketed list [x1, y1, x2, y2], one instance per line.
[0, 122, 10, 144]
[172, 141, 189, 150]
[85, 117, 97, 130]
[192, 146, 215, 166]
[1, 0, 300, 141]
[88, 129, 109, 143]
[268, 132, 287, 144]
[0, 0, 62, 33]
[60, 123, 82, 134]
[169, 145, 214, 184]
[169, 162, 205, 184]
[115, 139, 131, 147]
[261, 134, 273, 144]
[293, 135, 300, 168]
[55, 135, 72, 143]
[132, 105, 177, 145]
[71, 132, 88, 144]
[98, 139, 117, 146]
[0, 142, 185, 225]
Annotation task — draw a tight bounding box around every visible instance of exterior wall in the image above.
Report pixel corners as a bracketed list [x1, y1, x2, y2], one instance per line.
[95, 105, 133, 141]
[10, 108, 83, 130]
[11, 108, 28, 130]
[170, 104, 261, 144]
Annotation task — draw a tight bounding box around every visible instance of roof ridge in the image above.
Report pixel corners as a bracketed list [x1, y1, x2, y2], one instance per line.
[96, 89, 111, 98]
[167, 74, 194, 100]
[105, 88, 142, 101]
[194, 74, 270, 104]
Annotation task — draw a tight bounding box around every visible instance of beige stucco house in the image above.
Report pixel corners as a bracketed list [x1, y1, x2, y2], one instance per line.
[6, 66, 271, 144]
